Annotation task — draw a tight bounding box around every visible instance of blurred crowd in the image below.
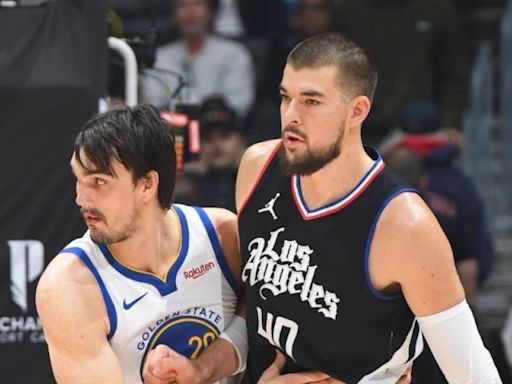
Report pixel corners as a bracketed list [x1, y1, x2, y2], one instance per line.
[107, 0, 472, 204]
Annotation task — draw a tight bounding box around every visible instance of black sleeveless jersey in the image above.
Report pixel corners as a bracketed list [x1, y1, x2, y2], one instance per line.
[239, 144, 423, 383]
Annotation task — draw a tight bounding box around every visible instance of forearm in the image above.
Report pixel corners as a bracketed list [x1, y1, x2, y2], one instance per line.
[49, 345, 125, 384]
[194, 337, 240, 383]
[195, 310, 248, 382]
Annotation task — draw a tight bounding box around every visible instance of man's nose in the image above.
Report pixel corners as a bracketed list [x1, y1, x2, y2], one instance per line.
[282, 99, 302, 126]
[75, 182, 90, 208]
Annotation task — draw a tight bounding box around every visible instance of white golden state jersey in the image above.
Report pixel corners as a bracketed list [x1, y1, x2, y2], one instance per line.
[61, 204, 240, 383]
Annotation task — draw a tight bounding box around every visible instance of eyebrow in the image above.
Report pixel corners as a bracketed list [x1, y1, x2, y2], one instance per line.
[279, 85, 326, 98]
[69, 162, 108, 177]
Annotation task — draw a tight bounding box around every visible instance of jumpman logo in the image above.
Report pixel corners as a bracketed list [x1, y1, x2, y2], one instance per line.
[258, 193, 280, 220]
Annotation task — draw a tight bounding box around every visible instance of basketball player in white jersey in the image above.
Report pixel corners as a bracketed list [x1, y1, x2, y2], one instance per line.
[36, 105, 246, 383]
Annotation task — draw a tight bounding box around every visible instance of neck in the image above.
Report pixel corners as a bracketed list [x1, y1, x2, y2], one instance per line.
[299, 135, 374, 209]
[108, 208, 179, 279]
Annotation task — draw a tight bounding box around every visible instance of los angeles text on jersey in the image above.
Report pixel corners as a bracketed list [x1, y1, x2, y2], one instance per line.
[242, 227, 340, 320]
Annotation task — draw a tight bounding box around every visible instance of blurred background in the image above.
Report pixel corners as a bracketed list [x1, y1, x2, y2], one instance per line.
[0, 0, 511, 381]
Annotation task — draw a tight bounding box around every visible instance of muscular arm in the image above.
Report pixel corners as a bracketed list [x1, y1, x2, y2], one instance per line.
[370, 192, 500, 381]
[36, 253, 124, 383]
[371, 192, 465, 316]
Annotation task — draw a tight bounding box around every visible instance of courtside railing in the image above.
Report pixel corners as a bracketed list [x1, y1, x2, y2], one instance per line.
[108, 36, 138, 106]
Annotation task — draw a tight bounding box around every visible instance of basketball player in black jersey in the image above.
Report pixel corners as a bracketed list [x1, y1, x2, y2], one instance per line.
[234, 33, 501, 383]
[143, 33, 501, 383]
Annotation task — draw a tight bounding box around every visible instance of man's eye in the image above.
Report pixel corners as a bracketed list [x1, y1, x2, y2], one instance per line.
[280, 94, 290, 102]
[95, 178, 106, 186]
[306, 99, 320, 105]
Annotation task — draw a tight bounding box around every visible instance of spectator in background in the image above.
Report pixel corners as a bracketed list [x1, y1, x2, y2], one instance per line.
[238, 0, 288, 39]
[259, 0, 335, 102]
[173, 96, 247, 212]
[141, 0, 255, 118]
[197, 96, 247, 212]
[288, 0, 335, 40]
[382, 100, 495, 284]
[334, 0, 469, 146]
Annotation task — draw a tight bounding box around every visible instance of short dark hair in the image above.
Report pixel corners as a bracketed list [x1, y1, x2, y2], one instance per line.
[287, 32, 378, 101]
[74, 105, 176, 209]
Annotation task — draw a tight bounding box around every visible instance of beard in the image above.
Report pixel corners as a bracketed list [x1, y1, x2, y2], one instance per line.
[90, 227, 132, 245]
[278, 125, 344, 176]
[85, 207, 140, 245]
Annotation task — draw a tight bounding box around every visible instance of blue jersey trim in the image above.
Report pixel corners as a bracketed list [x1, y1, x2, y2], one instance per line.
[62, 246, 118, 340]
[166, 204, 190, 293]
[194, 207, 240, 296]
[364, 188, 418, 301]
[97, 205, 190, 296]
[296, 147, 382, 213]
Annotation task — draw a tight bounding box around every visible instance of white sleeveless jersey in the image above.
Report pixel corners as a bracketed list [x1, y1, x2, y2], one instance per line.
[62, 204, 239, 383]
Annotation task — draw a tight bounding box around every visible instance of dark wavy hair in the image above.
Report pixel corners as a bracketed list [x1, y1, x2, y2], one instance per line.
[74, 104, 176, 209]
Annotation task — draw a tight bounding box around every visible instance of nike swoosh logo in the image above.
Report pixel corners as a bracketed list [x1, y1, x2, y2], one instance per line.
[123, 292, 148, 310]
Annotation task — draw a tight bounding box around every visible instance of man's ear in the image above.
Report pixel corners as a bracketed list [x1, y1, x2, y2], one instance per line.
[140, 170, 159, 202]
[348, 95, 371, 128]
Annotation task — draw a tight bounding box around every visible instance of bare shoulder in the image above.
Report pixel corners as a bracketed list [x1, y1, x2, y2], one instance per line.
[236, 139, 280, 212]
[241, 139, 281, 164]
[203, 206, 237, 227]
[203, 207, 241, 286]
[376, 191, 448, 260]
[373, 191, 465, 315]
[36, 251, 108, 345]
[379, 191, 436, 232]
[37, 252, 96, 305]
[202, 207, 238, 250]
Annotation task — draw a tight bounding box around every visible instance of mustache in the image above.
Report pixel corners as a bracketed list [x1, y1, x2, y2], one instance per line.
[81, 208, 104, 219]
[282, 125, 307, 140]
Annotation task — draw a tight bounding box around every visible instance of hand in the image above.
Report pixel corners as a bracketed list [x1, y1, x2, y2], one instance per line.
[142, 345, 200, 384]
[258, 350, 344, 384]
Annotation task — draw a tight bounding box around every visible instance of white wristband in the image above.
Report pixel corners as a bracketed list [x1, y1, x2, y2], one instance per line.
[218, 315, 248, 375]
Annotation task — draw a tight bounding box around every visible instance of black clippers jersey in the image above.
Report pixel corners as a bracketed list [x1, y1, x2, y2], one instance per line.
[239, 145, 423, 383]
